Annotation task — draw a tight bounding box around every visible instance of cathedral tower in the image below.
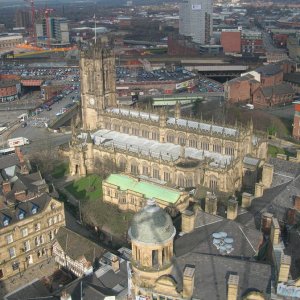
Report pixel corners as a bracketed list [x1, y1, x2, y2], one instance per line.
[80, 40, 117, 130]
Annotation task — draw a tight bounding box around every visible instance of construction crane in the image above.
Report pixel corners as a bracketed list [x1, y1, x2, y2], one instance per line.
[24, 0, 36, 46]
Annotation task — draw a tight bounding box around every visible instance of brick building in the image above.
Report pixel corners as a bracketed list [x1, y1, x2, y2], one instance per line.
[241, 30, 264, 55]
[220, 30, 241, 54]
[0, 80, 20, 102]
[293, 101, 300, 140]
[225, 62, 295, 107]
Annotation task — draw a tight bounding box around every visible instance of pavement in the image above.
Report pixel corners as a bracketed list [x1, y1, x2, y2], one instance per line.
[0, 258, 58, 299]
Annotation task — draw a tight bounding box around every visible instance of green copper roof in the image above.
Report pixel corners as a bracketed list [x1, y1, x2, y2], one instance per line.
[105, 174, 181, 204]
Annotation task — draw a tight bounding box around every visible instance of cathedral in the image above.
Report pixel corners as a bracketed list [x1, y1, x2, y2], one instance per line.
[69, 41, 268, 194]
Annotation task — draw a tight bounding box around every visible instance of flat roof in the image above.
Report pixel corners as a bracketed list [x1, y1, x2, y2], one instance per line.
[105, 174, 181, 204]
[0, 35, 22, 41]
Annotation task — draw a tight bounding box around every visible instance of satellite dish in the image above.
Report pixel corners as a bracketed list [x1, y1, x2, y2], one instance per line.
[213, 238, 221, 245]
[225, 244, 232, 250]
[224, 238, 233, 244]
[219, 246, 227, 252]
[212, 232, 221, 239]
[219, 232, 227, 238]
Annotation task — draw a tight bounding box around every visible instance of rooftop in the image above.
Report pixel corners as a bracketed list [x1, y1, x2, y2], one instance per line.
[236, 158, 300, 229]
[175, 210, 262, 258]
[55, 227, 106, 263]
[106, 108, 239, 137]
[261, 83, 293, 97]
[0, 193, 53, 229]
[175, 253, 271, 299]
[128, 199, 176, 244]
[87, 129, 232, 168]
[255, 64, 282, 76]
[105, 174, 182, 204]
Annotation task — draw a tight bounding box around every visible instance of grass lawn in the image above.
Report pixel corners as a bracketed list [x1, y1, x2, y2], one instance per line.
[82, 200, 133, 238]
[51, 162, 69, 179]
[267, 144, 294, 158]
[65, 174, 103, 201]
[65, 174, 133, 238]
[268, 145, 285, 157]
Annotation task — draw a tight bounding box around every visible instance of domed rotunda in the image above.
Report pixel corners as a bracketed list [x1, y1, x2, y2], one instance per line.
[128, 199, 176, 291]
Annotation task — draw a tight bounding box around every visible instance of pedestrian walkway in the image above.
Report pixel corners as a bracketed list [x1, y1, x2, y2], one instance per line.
[0, 258, 58, 299]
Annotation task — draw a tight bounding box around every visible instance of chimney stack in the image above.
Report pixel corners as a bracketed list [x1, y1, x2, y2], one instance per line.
[270, 217, 280, 246]
[261, 212, 273, 235]
[183, 265, 195, 298]
[262, 163, 274, 189]
[205, 192, 217, 215]
[111, 255, 120, 273]
[181, 210, 195, 233]
[2, 181, 11, 194]
[15, 190, 27, 201]
[227, 274, 239, 300]
[60, 291, 72, 300]
[241, 192, 253, 208]
[227, 197, 238, 220]
[278, 255, 291, 283]
[15, 147, 25, 164]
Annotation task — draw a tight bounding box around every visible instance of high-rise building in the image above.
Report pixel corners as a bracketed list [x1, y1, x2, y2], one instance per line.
[36, 17, 70, 46]
[15, 9, 31, 29]
[179, 0, 213, 44]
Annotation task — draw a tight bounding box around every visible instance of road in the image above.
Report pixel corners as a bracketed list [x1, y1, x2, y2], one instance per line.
[262, 31, 285, 53]
[0, 88, 78, 151]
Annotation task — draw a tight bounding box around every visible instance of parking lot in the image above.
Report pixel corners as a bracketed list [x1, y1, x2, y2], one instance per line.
[116, 66, 195, 83]
[198, 77, 224, 93]
[0, 63, 79, 82]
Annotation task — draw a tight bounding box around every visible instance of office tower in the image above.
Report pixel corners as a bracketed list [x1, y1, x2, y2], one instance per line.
[179, 0, 213, 44]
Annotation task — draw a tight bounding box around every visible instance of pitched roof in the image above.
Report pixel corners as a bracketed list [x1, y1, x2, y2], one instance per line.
[256, 64, 282, 76]
[175, 210, 262, 258]
[175, 253, 272, 300]
[261, 83, 293, 98]
[0, 193, 52, 228]
[55, 227, 106, 263]
[284, 72, 300, 84]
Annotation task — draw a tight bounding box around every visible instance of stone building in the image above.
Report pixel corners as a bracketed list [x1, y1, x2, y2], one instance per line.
[128, 199, 271, 299]
[102, 173, 190, 213]
[69, 41, 267, 195]
[0, 194, 65, 280]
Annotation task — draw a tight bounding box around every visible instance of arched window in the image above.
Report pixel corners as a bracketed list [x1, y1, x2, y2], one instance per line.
[225, 147, 234, 156]
[186, 176, 193, 187]
[209, 175, 218, 190]
[152, 166, 160, 179]
[178, 174, 185, 187]
[213, 142, 222, 153]
[189, 139, 198, 148]
[178, 135, 186, 146]
[122, 124, 130, 134]
[200, 139, 210, 151]
[113, 122, 120, 132]
[142, 163, 149, 176]
[152, 131, 160, 141]
[118, 156, 127, 172]
[130, 160, 139, 175]
[166, 133, 175, 143]
[141, 129, 149, 138]
[164, 171, 171, 182]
